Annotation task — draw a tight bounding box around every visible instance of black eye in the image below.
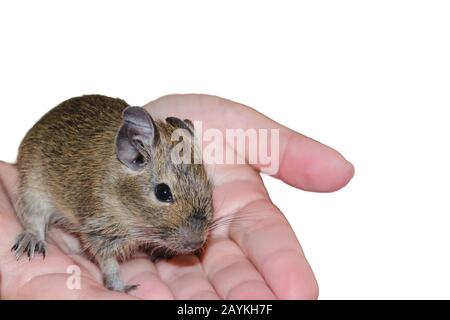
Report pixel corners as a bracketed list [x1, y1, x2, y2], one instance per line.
[155, 183, 173, 203]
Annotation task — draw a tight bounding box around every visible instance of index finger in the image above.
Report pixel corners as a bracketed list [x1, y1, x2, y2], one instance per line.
[145, 94, 354, 192]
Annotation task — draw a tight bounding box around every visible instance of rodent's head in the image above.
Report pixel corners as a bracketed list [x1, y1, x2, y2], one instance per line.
[113, 107, 213, 254]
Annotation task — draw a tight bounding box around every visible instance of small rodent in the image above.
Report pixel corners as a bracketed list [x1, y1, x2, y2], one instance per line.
[11, 94, 214, 292]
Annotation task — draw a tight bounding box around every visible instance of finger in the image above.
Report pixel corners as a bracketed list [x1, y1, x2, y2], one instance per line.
[0, 161, 18, 217]
[198, 170, 277, 300]
[6, 273, 136, 300]
[155, 255, 220, 300]
[145, 94, 354, 192]
[0, 163, 89, 289]
[119, 254, 175, 300]
[200, 238, 277, 300]
[0, 162, 170, 300]
[0, 164, 27, 257]
[208, 169, 317, 299]
[228, 198, 319, 299]
[47, 230, 175, 300]
[0, 162, 133, 299]
[0, 169, 134, 299]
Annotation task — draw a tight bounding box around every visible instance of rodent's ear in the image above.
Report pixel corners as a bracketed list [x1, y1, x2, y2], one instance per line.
[166, 117, 194, 135]
[116, 107, 160, 170]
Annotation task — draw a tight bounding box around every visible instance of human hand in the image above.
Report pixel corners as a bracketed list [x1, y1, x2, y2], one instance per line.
[0, 94, 353, 299]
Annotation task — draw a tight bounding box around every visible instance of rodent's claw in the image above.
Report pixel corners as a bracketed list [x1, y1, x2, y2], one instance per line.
[150, 254, 162, 263]
[11, 242, 18, 252]
[26, 242, 33, 260]
[148, 247, 175, 263]
[35, 240, 47, 259]
[11, 231, 47, 261]
[124, 284, 139, 293]
[105, 281, 139, 293]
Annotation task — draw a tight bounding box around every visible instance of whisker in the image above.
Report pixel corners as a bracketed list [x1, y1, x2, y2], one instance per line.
[208, 209, 270, 232]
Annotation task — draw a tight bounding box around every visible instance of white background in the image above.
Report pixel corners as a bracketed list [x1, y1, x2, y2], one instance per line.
[1, 1, 449, 299]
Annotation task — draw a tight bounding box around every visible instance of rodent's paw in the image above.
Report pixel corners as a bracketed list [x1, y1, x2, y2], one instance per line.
[11, 231, 47, 260]
[148, 247, 175, 263]
[106, 281, 140, 293]
[124, 284, 140, 293]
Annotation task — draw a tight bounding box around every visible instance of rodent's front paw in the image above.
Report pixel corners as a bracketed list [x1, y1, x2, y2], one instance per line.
[11, 231, 47, 260]
[124, 284, 140, 293]
[106, 282, 140, 293]
[148, 247, 176, 262]
[104, 272, 139, 293]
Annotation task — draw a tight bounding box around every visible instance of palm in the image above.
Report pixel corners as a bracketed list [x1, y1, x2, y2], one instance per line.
[0, 94, 353, 299]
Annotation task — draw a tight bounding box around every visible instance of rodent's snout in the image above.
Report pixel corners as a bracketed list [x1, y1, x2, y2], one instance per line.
[177, 227, 206, 251]
[176, 213, 210, 252]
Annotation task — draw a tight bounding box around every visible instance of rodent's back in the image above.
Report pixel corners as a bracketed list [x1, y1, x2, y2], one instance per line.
[17, 95, 128, 222]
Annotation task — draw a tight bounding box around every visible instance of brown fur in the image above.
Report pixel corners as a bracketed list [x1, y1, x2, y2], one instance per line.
[15, 95, 213, 290]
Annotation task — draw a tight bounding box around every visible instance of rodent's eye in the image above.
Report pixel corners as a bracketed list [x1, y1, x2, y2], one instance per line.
[155, 183, 173, 203]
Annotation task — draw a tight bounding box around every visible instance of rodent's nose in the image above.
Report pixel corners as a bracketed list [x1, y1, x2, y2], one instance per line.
[178, 225, 206, 251]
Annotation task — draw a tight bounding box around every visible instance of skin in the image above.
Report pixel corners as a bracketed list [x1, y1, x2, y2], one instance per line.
[0, 94, 354, 299]
[11, 96, 214, 292]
